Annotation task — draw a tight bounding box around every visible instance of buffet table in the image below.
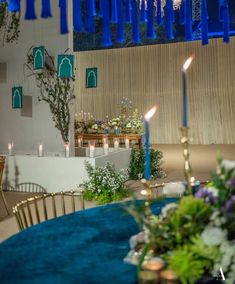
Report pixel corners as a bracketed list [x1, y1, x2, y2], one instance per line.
[0, 199, 175, 284]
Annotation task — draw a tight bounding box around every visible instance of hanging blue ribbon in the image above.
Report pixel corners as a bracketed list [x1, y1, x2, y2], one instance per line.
[41, 0, 52, 18]
[140, 0, 146, 23]
[111, 0, 117, 23]
[146, 0, 156, 39]
[131, 0, 140, 44]
[85, 0, 95, 33]
[125, 0, 131, 23]
[116, 0, 124, 43]
[156, 0, 162, 25]
[58, 0, 68, 34]
[179, 0, 185, 25]
[223, 0, 230, 43]
[219, 0, 224, 22]
[99, 0, 103, 17]
[201, 0, 208, 45]
[91, 0, 96, 16]
[73, 0, 83, 32]
[164, 0, 174, 39]
[101, 0, 112, 47]
[184, 0, 192, 41]
[25, 0, 37, 20]
[7, 0, 20, 12]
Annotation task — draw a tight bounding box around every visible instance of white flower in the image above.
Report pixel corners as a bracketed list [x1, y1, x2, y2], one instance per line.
[162, 182, 185, 196]
[129, 231, 145, 249]
[161, 203, 178, 218]
[201, 227, 226, 246]
[207, 187, 219, 197]
[221, 160, 235, 171]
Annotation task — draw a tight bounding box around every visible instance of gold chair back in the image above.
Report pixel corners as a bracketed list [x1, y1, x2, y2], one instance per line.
[13, 190, 85, 231]
[15, 182, 47, 193]
[0, 156, 10, 215]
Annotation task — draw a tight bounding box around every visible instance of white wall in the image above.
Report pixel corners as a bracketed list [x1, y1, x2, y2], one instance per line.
[0, 1, 72, 154]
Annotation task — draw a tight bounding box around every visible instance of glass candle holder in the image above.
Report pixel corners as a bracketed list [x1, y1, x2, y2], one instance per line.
[102, 135, 108, 145]
[138, 270, 158, 284]
[77, 136, 83, 148]
[113, 138, 119, 150]
[125, 138, 130, 149]
[64, 143, 70, 158]
[160, 269, 179, 284]
[89, 141, 95, 158]
[38, 144, 43, 157]
[103, 143, 109, 155]
[114, 126, 119, 134]
[190, 177, 201, 195]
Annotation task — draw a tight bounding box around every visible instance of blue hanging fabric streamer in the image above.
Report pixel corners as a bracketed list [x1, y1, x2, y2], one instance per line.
[73, 0, 83, 32]
[85, 0, 95, 33]
[184, 0, 192, 41]
[25, 0, 37, 19]
[156, 0, 162, 25]
[201, 0, 208, 45]
[125, 0, 131, 23]
[7, 0, 20, 12]
[41, 0, 52, 18]
[101, 0, 112, 47]
[179, 0, 185, 24]
[99, 0, 103, 17]
[146, 0, 156, 39]
[116, 0, 124, 43]
[131, 0, 140, 44]
[140, 0, 146, 23]
[111, 0, 117, 23]
[58, 0, 68, 34]
[219, 0, 224, 22]
[91, 0, 96, 16]
[223, 0, 230, 43]
[164, 0, 174, 39]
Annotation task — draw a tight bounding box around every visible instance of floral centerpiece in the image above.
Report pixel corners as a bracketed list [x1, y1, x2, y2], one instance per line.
[124, 159, 235, 284]
[123, 109, 143, 134]
[82, 162, 129, 204]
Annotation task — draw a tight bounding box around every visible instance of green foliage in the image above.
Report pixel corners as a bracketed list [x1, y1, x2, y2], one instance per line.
[0, 2, 20, 45]
[26, 47, 75, 143]
[83, 162, 129, 205]
[129, 148, 165, 180]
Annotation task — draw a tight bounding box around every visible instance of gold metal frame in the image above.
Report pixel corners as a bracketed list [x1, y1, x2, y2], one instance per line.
[13, 190, 85, 231]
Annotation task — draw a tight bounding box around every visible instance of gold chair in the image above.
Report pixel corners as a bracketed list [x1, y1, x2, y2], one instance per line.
[0, 156, 10, 215]
[13, 190, 85, 231]
[15, 182, 46, 193]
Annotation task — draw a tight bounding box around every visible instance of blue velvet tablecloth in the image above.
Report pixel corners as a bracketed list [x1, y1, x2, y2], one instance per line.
[0, 199, 176, 284]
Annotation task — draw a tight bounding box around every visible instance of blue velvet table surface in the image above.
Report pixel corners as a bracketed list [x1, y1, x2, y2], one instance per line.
[0, 199, 176, 284]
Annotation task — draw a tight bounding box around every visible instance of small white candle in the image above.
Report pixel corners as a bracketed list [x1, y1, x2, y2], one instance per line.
[114, 139, 119, 150]
[81, 110, 83, 120]
[65, 143, 69, 157]
[125, 138, 130, 149]
[8, 143, 12, 155]
[91, 114, 93, 119]
[84, 112, 87, 121]
[78, 112, 82, 121]
[38, 144, 43, 157]
[103, 143, 109, 155]
[77, 138, 82, 148]
[87, 112, 91, 120]
[89, 145, 95, 158]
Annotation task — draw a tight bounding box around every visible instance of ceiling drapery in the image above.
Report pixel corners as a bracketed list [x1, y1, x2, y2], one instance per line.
[3, 0, 231, 46]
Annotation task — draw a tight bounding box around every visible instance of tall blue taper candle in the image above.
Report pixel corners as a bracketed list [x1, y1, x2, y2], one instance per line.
[182, 70, 187, 127]
[144, 119, 150, 180]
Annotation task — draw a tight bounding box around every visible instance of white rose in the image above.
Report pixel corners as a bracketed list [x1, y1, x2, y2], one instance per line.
[163, 182, 185, 196]
[201, 227, 226, 246]
[207, 187, 219, 197]
[221, 160, 235, 171]
[161, 203, 178, 218]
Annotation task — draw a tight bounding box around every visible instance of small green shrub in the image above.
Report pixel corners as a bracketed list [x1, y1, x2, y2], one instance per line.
[129, 148, 166, 180]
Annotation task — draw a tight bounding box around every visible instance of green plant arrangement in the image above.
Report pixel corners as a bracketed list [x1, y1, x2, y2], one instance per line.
[82, 162, 129, 205]
[0, 2, 20, 45]
[129, 148, 166, 180]
[124, 159, 235, 284]
[26, 47, 75, 143]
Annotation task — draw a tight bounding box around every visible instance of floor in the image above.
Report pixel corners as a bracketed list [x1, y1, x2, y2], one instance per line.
[0, 144, 234, 243]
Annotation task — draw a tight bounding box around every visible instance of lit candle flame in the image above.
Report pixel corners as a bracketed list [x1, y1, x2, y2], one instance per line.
[190, 176, 195, 184]
[144, 106, 158, 121]
[182, 56, 194, 72]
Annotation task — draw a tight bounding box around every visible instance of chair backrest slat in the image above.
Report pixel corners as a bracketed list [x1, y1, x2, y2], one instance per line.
[15, 182, 46, 193]
[52, 194, 57, 218]
[34, 197, 41, 224]
[26, 200, 34, 226]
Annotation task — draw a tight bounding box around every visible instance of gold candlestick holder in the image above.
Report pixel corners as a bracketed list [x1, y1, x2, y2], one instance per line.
[180, 127, 192, 195]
